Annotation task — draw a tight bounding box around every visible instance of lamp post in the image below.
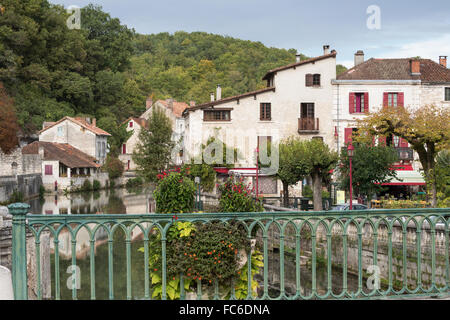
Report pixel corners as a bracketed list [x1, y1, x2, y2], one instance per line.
[347, 143, 355, 210]
[194, 176, 201, 211]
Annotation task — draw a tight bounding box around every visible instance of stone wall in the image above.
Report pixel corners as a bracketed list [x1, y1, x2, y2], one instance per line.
[0, 174, 42, 203]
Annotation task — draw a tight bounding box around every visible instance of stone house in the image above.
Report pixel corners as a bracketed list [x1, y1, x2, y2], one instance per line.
[38, 117, 111, 164]
[182, 46, 337, 196]
[118, 117, 148, 171]
[332, 51, 450, 198]
[22, 141, 107, 192]
[119, 98, 189, 171]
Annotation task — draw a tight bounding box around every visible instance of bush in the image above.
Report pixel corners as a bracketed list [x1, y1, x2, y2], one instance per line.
[103, 156, 124, 180]
[153, 171, 196, 213]
[218, 177, 263, 212]
[302, 185, 313, 198]
[126, 177, 143, 188]
[39, 185, 46, 199]
[93, 180, 101, 190]
[9, 190, 24, 203]
[81, 179, 92, 192]
[380, 199, 429, 209]
[182, 163, 216, 192]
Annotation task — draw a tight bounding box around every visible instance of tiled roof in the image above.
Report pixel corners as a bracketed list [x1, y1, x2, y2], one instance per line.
[183, 87, 276, 114]
[337, 58, 450, 83]
[157, 99, 189, 117]
[122, 117, 148, 128]
[262, 51, 337, 80]
[38, 117, 111, 136]
[22, 141, 100, 168]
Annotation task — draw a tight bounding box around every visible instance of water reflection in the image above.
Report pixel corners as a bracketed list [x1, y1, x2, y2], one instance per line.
[28, 187, 156, 215]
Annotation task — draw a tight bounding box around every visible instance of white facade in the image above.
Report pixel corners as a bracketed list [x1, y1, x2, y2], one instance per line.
[119, 118, 145, 171]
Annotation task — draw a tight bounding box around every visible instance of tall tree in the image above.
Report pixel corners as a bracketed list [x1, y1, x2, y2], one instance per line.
[303, 139, 339, 211]
[338, 143, 399, 206]
[274, 137, 309, 207]
[357, 105, 450, 207]
[0, 85, 19, 154]
[133, 107, 174, 182]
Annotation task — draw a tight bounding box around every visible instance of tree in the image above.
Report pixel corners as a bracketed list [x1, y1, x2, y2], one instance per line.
[274, 137, 309, 207]
[97, 116, 132, 157]
[0, 85, 19, 154]
[338, 143, 399, 206]
[303, 139, 338, 211]
[103, 155, 124, 180]
[133, 107, 174, 182]
[357, 105, 450, 207]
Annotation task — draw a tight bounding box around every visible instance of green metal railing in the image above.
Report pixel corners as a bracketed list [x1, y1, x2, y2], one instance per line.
[8, 202, 450, 300]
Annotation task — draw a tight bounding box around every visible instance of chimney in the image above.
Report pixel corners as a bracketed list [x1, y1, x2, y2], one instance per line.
[38, 145, 44, 159]
[410, 59, 421, 75]
[190, 100, 196, 107]
[92, 118, 96, 127]
[168, 98, 173, 111]
[216, 84, 222, 100]
[323, 45, 330, 55]
[210, 92, 215, 102]
[146, 97, 153, 110]
[85, 117, 91, 124]
[295, 54, 301, 63]
[354, 50, 364, 66]
[439, 56, 447, 68]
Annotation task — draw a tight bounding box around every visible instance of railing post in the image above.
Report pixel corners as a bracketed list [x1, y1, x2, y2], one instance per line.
[7, 202, 30, 300]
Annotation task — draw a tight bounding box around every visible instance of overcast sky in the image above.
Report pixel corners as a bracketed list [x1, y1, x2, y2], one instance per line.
[50, 0, 450, 68]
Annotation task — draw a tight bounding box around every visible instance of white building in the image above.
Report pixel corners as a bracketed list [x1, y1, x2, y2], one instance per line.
[38, 117, 111, 164]
[182, 46, 337, 196]
[119, 117, 148, 171]
[332, 51, 450, 198]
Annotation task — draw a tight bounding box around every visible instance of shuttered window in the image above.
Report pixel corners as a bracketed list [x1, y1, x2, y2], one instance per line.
[445, 88, 450, 101]
[45, 165, 53, 175]
[312, 74, 321, 86]
[305, 74, 313, 87]
[384, 92, 404, 107]
[260, 103, 271, 120]
[306, 74, 321, 87]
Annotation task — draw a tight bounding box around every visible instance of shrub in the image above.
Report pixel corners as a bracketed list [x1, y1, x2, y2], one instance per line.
[182, 163, 216, 192]
[302, 185, 313, 198]
[81, 179, 92, 192]
[153, 171, 196, 213]
[103, 156, 124, 180]
[9, 190, 24, 203]
[218, 177, 263, 212]
[39, 185, 46, 199]
[93, 180, 101, 190]
[125, 177, 143, 188]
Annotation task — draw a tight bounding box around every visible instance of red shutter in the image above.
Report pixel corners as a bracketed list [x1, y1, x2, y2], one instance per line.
[349, 93, 355, 114]
[383, 93, 388, 108]
[344, 128, 353, 144]
[378, 136, 386, 146]
[129, 121, 133, 128]
[45, 165, 53, 175]
[398, 92, 404, 107]
[399, 138, 409, 148]
[364, 92, 369, 113]
[122, 144, 126, 154]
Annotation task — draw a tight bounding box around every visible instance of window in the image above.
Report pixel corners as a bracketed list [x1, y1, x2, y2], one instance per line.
[312, 74, 321, 86]
[122, 143, 127, 154]
[129, 121, 133, 128]
[384, 92, 404, 108]
[300, 103, 315, 118]
[45, 165, 53, 175]
[260, 103, 271, 120]
[350, 93, 368, 113]
[57, 126, 63, 137]
[305, 74, 321, 87]
[445, 87, 450, 101]
[203, 110, 231, 121]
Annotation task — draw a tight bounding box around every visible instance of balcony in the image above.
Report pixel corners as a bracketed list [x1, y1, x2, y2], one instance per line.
[298, 117, 319, 133]
[396, 147, 414, 161]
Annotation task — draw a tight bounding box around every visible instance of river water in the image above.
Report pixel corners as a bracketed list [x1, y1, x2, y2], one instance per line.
[27, 187, 363, 300]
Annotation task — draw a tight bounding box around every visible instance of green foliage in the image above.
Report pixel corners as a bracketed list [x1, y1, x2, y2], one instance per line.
[153, 172, 196, 213]
[39, 185, 46, 199]
[434, 150, 450, 198]
[81, 179, 92, 192]
[182, 163, 216, 192]
[92, 180, 101, 191]
[8, 189, 23, 203]
[233, 250, 263, 299]
[302, 185, 313, 198]
[338, 143, 399, 200]
[97, 117, 132, 157]
[218, 178, 264, 212]
[133, 107, 174, 182]
[380, 199, 428, 209]
[103, 156, 124, 180]
[125, 177, 143, 189]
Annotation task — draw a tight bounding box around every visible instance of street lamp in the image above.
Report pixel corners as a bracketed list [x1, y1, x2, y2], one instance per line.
[347, 143, 355, 210]
[194, 176, 202, 211]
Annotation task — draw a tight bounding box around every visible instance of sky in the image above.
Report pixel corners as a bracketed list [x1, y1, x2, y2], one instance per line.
[49, 0, 450, 68]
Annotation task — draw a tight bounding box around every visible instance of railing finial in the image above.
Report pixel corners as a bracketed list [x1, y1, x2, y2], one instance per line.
[7, 202, 30, 216]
